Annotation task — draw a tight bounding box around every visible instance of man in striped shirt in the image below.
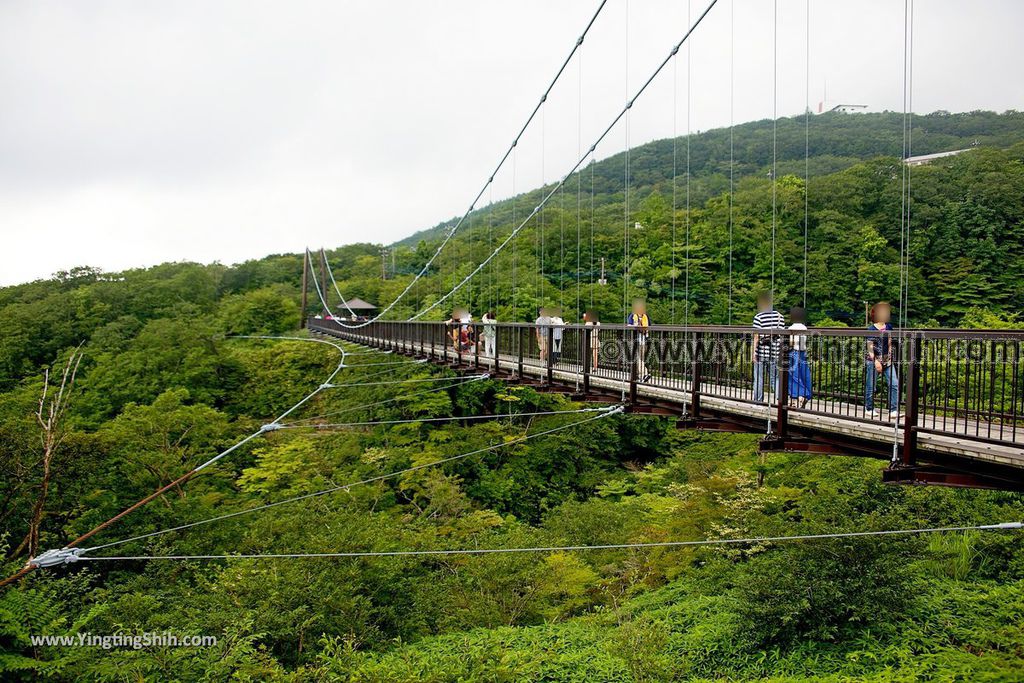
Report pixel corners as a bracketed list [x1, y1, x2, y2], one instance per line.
[752, 292, 784, 403]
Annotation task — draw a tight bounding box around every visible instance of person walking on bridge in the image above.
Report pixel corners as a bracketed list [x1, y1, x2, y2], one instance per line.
[626, 298, 651, 382]
[752, 292, 784, 404]
[787, 306, 812, 407]
[866, 301, 900, 419]
[550, 308, 565, 364]
[481, 311, 497, 360]
[535, 307, 552, 362]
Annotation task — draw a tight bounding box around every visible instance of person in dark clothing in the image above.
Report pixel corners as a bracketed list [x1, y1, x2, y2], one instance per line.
[626, 298, 651, 382]
[865, 301, 900, 418]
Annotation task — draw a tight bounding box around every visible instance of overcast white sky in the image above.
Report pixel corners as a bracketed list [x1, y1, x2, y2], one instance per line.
[2, 0, 1022, 285]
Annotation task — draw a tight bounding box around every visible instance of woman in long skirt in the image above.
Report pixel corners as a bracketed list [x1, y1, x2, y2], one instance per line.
[788, 306, 812, 407]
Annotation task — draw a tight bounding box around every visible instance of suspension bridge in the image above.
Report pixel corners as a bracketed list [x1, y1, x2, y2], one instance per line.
[294, 0, 1023, 490]
[6, 0, 1024, 589]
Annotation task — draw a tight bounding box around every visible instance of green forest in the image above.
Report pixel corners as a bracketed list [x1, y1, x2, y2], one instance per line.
[1, 110, 1023, 681]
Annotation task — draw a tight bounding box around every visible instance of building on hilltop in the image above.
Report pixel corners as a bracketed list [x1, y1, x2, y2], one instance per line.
[817, 102, 868, 114]
[903, 148, 974, 166]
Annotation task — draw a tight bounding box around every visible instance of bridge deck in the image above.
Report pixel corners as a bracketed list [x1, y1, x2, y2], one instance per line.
[308, 319, 1024, 490]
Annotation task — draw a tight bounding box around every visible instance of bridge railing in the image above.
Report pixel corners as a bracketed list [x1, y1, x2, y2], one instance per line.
[309, 318, 1024, 455]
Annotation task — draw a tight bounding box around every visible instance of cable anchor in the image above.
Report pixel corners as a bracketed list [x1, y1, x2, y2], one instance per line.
[29, 548, 82, 569]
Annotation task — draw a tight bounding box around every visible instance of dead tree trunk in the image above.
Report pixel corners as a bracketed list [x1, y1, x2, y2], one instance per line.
[13, 347, 83, 559]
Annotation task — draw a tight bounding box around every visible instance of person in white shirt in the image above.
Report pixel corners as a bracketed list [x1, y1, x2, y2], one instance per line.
[481, 311, 497, 359]
[535, 307, 552, 362]
[550, 309, 565, 364]
[787, 306, 812, 407]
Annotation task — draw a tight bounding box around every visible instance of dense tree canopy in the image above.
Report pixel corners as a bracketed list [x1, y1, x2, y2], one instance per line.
[1, 110, 1022, 681]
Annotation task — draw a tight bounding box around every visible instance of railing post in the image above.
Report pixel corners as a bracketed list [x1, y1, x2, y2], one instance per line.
[493, 323, 502, 375]
[474, 322, 480, 370]
[582, 326, 592, 395]
[901, 333, 922, 466]
[546, 325, 554, 385]
[628, 329, 639, 407]
[690, 332, 703, 418]
[444, 322, 451, 365]
[517, 327, 525, 379]
[776, 338, 790, 438]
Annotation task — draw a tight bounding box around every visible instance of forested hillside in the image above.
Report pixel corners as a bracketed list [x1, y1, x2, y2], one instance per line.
[1, 110, 1023, 681]
[392, 109, 1024, 327]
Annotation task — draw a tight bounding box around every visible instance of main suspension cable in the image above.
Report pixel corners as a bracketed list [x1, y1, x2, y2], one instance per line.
[77, 405, 623, 555]
[411, 0, 722, 321]
[285, 374, 487, 425]
[78, 522, 1023, 563]
[323, 374, 489, 389]
[321, 248, 359, 319]
[0, 334, 350, 587]
[327, 0, 611, 329]
[279, 406, 610, 430]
